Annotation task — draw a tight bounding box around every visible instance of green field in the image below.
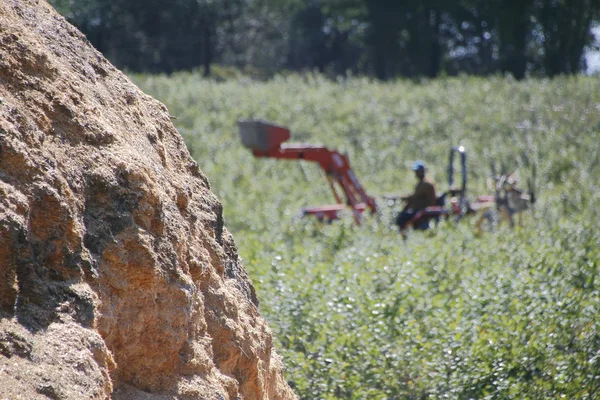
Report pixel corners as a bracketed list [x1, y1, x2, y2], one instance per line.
[132, 72, 600, 399]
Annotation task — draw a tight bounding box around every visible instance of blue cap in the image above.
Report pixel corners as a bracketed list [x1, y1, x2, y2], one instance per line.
[412, 160, 426, 171]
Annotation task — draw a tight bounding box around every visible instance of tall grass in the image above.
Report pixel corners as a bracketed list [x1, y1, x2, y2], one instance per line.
[132, 72, 600, 399]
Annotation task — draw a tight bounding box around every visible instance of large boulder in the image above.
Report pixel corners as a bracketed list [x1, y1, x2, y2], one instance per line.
[0, 1, 296, 399]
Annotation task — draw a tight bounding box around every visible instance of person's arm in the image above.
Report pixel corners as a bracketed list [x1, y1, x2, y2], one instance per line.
[401, 193, 415, 202]
[401, 182, 423, 209]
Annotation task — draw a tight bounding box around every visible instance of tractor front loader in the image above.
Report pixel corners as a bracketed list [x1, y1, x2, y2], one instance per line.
[238, 120, 377, 225]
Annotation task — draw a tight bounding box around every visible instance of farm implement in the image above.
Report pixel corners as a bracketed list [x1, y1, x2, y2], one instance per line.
[393, 155, 536, 235]
[386, 146, 496, 234]
[237, 119, 535, 233]
[238, 119, 377, 224]
[487, 162, 537, 228]
[391, 151, 536, 235]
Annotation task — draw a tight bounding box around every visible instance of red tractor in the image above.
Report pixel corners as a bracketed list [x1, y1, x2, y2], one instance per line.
[238, 120, 377, 224]
[386, 146, 496, 235]
[238, 120, 502, 234]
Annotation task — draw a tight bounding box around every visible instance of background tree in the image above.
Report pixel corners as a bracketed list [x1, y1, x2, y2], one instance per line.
[49, 0, 600, 79]
[496, 0, 533, 80]
[535, 0, 600, 76]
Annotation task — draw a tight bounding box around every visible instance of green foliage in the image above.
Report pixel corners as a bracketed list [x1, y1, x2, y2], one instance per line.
[50, 0, 600, 78]
[132, 71, 600, 399]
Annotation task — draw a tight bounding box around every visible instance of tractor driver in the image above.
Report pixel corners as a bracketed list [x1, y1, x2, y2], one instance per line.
[395, 160, 437, 230]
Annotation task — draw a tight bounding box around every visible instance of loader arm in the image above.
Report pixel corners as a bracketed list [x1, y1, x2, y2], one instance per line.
[252, 144, 377, 224]
[238, 119, 377, 224]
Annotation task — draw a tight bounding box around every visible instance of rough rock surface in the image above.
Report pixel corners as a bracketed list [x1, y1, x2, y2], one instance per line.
[0, 1, 297, 399]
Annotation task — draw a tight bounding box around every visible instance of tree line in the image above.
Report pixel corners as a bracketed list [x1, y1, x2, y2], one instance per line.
[49, 0, 600, 80]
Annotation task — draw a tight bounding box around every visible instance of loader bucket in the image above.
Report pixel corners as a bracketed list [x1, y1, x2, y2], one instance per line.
[238, 120, 291, 152]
